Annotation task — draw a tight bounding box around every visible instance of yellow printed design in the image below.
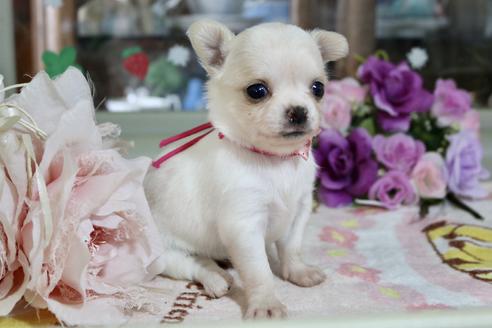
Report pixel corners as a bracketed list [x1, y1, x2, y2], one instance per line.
[424, 221, 492, 283]
[379, 287, 400, 299]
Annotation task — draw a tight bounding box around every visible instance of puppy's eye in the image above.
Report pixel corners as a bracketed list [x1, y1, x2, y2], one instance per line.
[246, 83, 269, 100]
[311, 81, 325, 98]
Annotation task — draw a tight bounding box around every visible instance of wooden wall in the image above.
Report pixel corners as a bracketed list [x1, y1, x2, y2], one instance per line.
[291, 0, 376, 77]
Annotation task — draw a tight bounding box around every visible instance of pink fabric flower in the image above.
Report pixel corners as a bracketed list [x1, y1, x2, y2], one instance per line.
[325, 77, 367, 104]
[319, 226, 358, 248]
[431, 79, 472, 126]
[6, 69, 164, 325]
[411, 152, 448, 199]
[320, 95, 352, 131]
[337, 263, 380, 283]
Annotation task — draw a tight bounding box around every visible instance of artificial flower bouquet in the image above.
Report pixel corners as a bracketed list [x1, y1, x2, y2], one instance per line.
[315, 51, 489, 217]
[0, 69, 164, 325]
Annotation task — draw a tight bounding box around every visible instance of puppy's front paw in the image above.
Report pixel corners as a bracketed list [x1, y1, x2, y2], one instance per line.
[199, 270, 233, 298]
[282, 263, 326, 287]
[245, 296, 287, 320]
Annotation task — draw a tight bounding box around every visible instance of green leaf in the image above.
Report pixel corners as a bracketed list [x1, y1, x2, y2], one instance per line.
[59, 46, 76, 66]
[42, 51, 59, 66]
[359, 117, 376, 135]
[409, 112, 450, 153]
[145, 57, 185, 95]
[41, 46, 80, 78]
[374, 49, 390, 61]
[353, 53, 366, 64]
[354, 104, 372, 117]
[45, 65, 62, 79]
[122, 46, 143, 59]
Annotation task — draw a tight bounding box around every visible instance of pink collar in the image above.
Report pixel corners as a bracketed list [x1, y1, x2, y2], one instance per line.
[217, 132, 311, 161]
[152, 122, 311, 169]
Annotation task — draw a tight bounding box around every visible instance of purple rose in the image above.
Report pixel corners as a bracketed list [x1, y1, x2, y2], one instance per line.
[446, 131, 489, 199]
[373, 133, 425, 174]
[358, 56, 433, 132]
[369, 171, 417, 209]
[432, 79, 472, 126]
[314, 128, 378, 207]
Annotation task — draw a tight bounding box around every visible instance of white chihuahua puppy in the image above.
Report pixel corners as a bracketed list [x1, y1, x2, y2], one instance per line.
[144, 20, 348, 319]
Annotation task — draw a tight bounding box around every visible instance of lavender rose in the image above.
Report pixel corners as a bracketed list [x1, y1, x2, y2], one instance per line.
[373, 133, 425, 174]
[314, 128, 378, 207]
[446, 131, 489, 199]
[369, 171, 417, 209]
[460, 110, 480, 138]
[358, 56, 433, 132]
[431, 79, 472, 127]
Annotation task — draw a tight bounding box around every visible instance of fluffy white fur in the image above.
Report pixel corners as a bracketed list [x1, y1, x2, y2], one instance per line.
[144, 20, 348, 319]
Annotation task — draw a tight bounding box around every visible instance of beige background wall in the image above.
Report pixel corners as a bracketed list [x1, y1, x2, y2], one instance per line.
[0, 0, 16, 85]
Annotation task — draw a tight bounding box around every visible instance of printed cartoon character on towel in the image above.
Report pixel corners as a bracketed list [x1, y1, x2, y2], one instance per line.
[144, 20, 348, 319]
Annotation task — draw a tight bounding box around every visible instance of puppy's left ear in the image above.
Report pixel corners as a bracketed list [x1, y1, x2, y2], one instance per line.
[311, 30, 349, 63]
[187, 20, 235, 75]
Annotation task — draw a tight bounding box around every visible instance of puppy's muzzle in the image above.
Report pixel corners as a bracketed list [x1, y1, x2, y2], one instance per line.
[286, 106, 308, 126]
[282, 106, 309, 138]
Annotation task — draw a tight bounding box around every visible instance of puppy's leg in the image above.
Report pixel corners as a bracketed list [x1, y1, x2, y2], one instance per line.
[266, 242, 281, 277]
[151, 250, 233, 298]
[277, 194, 326, 287]
[219, 214, 286, 319]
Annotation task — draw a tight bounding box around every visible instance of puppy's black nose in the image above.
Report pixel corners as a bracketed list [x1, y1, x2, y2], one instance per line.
[286, 106, 308, 126]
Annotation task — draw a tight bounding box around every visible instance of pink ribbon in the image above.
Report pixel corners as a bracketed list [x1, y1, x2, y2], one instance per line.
[152, 122, 214, 168]
[152, 122, 311, 169]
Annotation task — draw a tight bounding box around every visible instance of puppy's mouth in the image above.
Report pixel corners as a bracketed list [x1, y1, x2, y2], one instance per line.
[280, 130, 307, 138]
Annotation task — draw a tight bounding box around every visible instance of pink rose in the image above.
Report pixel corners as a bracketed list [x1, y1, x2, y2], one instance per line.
[321, 94, 352, 131]
[0, 157, 30, 315]
[326, 77, 367, 104]
[0, 72, 33, 315]
[431, 79, 472, 126]
[411, 152, 448, 199]
[369, 171, 417, 209]
[0, 128, 31, 314]
[8, 69, 164, 325]
[373, 134, 425, 174]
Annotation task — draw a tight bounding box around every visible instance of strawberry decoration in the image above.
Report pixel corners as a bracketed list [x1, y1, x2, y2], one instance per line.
[122, 46, 149, 81]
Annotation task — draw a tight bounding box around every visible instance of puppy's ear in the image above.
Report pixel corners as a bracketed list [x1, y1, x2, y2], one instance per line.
[187, 20, 235, 75]
[311, 30, 349, 63]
